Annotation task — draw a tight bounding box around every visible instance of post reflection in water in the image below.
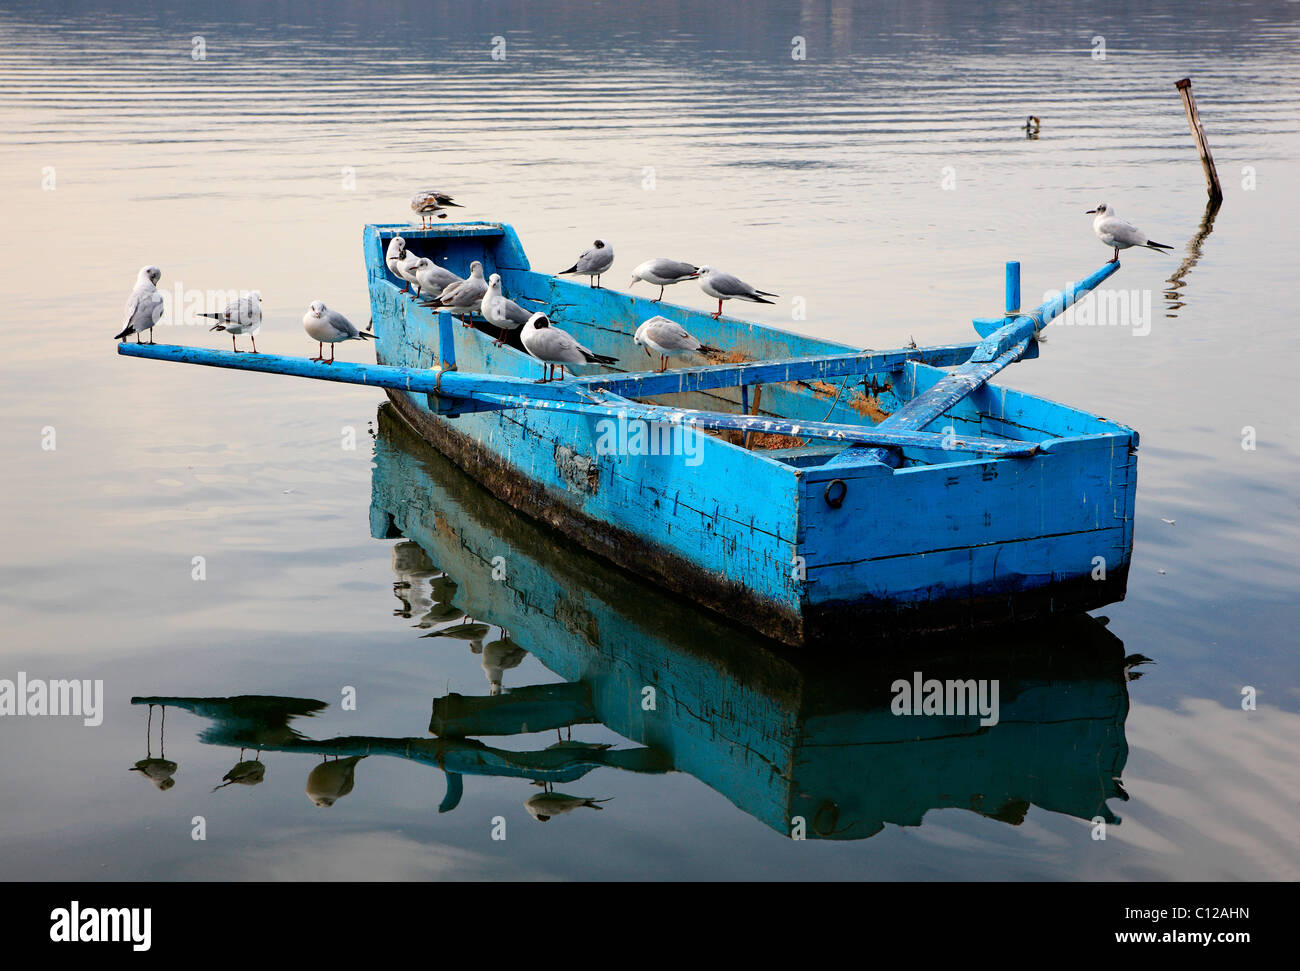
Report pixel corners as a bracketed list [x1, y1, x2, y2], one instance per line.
[130, 403, 1143, 840]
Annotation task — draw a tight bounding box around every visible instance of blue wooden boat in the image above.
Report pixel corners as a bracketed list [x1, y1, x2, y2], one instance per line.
[119, 220, 1138, 646]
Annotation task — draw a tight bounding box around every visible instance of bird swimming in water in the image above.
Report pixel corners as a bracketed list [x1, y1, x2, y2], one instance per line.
[629, 258, 700, 302]
[521, 312, 618, 382]
[199, 291, 262, 353]
[114, 265, 164, 343]
[411, 189, 463, 228]
[1086, 203, 1174, 263]
[560, 239, 614, 288]
[302, 301, 375, 363]
[697, 266, 777, 319]
[634, 315, 719, 372]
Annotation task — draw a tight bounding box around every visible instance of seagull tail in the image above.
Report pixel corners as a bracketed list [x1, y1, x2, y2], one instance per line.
[698, 344, 724, 356]
[112, 324, 133, 340]
[197, 312, 223, 320]
[750, 295, 776, 305]
[443, 201, 463, 208]
[559, 264, 579, 275]
[585, 798, 613, 809]
[754, 289, 779, 298]
[359, 331, 376, 340]
[584, 351, 618, 365]
[1145, 241, 1174, 252]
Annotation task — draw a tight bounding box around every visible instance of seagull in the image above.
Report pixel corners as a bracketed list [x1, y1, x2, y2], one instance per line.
[560, 239, 614, 288]
[521, 312, 618, 382]
[698, 266, 777, 319]
[423, 260, 488, 326]
[524, 792, 612, 822]
[386, 236, 422, 293]
[481, 635, 528, 696]
[1086, 203, 1174, 263]
[411, 188, 463, 228]
[129, 757, 178, 791]
[412, 257, 462, 299]
[305, 755, 366, 807]
[302, 301, 375, 363]
[634, 315, 720, 372]
[629, 258, 699, 302]
[480, 273, 534, 344]
[199, 291, 262, 353]
[113, 265, 164, 343]
[211, 752, 266, 791]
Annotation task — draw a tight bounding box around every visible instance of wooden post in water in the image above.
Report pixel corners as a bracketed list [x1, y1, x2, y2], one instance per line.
[1175, 78, 1223, 203]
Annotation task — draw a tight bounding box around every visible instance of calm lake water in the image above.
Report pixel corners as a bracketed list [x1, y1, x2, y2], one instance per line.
[1, 0, 1298, 880]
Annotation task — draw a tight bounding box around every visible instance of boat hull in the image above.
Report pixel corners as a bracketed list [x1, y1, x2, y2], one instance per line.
[367, 222, 1137, 647]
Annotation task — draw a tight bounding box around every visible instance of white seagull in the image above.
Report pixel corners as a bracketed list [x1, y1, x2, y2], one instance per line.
[302, 301, 375, 363]
[411, 188, 463, 228]
[412, 257, 463, 299]
[698, 266, 777, 319]
[634, 315, 720, 372]
[521, 312, 618, 382]
[386, 236, 423, 293]
[480, 273, 535, 344]
[560, 239, 614, 288]
[113, 265, 164, 343]
[423, 260, 488, 326]
[629, 258, 700, 302]
[199, 290, 262, 353]
[524, 792, 613, 822]
[1086, 203, 1174, 263]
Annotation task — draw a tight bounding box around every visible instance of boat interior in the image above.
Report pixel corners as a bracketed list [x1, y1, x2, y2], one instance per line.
[372, 223, 1131, 472]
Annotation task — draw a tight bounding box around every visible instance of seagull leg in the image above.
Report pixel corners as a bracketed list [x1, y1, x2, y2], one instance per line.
[659, 355, 667, 373]
[712, 298, 723, 320]
[251, 336, 258, 354]
[1111, 247, 1120, 264]
[656, 285, 665, 302]
[327, 344, 336, 365]
[232, 335, 239, 353]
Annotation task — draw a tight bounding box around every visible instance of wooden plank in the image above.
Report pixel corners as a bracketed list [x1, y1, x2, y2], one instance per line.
[826, 260, 1121, 469]
[571, 343, 978, 398]
[471, 393, 1039, 456]
[1175, 78, 1223, 202]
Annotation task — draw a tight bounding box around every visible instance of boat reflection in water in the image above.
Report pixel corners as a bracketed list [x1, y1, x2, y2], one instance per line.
[131, 403, 1142, 838]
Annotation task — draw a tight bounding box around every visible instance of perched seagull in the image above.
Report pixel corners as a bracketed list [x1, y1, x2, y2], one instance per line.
[113, 265, 164, 343]
[423, 260, 488, 326]
[412, 257, 462, 299]
[521, 312, 618, 382]
[481, 635, 528, 696]
[560, 239, 614, 288]
[480, 273, 534, 343]
[411, 188, 462, 228]
[697, 266, 777, 319]
[386, 235, 408, 278]
[1087, 203, 1174, 263]
[385, 236, 422, 293]
[629, 258, 699, 302]
[634, 315, 720, 372]
[305, 755, 366, 808]
[302, 301, 375, 363]
[199, 291, 262, 353]
[524, 792, 612, 822]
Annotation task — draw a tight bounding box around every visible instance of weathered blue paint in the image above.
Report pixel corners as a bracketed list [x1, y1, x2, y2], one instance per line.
[1005, 260, 1021, 315]
[115, 220, 1138, 645]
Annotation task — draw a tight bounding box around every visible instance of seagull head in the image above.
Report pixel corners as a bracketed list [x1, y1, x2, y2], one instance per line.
[697, 265, 714, 275]
[469, 260, 484, 276]
[527, 312, 550, 330]
[139, 265, 162, 285]
[1086, 203, 1110, 215]
[308, 300, 326, 318]
[487, 273, 502, 290]
[592, 239, 607, 249]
